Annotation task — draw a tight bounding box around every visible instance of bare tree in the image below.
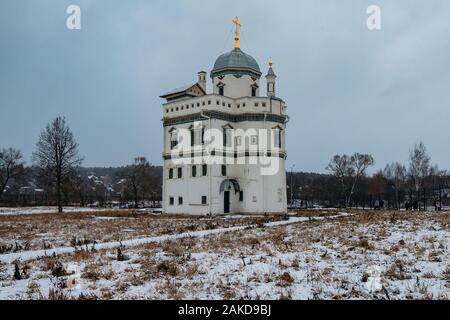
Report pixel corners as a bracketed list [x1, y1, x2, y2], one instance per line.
[326, 153, 374, 207]
[408, 141, 430, 192]
[384, 162, 407, 209]
[121, 157, 154, 209]
[32, 117, 83, 212]
[0, 148, 25, 199]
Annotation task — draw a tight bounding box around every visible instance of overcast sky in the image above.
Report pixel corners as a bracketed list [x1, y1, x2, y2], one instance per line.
[1, 0, 449, 173]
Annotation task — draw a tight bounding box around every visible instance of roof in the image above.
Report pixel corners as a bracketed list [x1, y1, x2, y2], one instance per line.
[211, 48, 261, 78]
[160, 84, 193, 97]
[160, 83, 206, 100]
[266, 67, 276, 77]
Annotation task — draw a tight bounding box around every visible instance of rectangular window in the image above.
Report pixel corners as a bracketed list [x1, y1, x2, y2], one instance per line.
[251, 135, 258, 145]
[202, 164, 207, 176]
[178, 197, 183, 205]
[190, 129, 194, 146]
[239, 191, 243, 202]
[219, 87, 224, 96]
[273, 129, 281, 148]
[168, 168, 173, 179]
[192, 165, 197, 177]
[235, 136, 242, 146]
[223, 128, 232, 147]
[201, 196, 207, 205]
[169, 197, 174, 205]
[221, 165, 227, 177]
[178, 167, 182, 179]
[251, 87, 256, 97]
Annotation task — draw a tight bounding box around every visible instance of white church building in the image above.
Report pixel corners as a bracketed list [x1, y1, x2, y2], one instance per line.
[160, 17, 288, 215]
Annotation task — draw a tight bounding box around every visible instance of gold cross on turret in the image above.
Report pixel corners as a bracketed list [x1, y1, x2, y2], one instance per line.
[233, 16, 241, 49]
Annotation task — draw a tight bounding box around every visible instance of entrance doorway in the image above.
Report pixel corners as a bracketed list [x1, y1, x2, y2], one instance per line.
[224, 191, 230, 213]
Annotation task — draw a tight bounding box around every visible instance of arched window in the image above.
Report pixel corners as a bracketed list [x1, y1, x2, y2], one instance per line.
[217, 82, 225, 96]
[251, 83, 258, 97]
[169, 128, 178, 150]
[272, 126, 282, 148]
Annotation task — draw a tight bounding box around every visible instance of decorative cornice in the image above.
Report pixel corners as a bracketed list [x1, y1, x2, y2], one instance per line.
[163, 150, 286, 160]
[163, 111, 287, 127]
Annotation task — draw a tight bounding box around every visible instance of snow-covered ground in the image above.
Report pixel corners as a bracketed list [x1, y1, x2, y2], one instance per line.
[0, 207, 118, 216]
[0, 210, 448, 300]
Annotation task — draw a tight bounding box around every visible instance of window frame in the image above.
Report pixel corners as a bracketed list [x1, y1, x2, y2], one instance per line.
[221, 165, 227, 177]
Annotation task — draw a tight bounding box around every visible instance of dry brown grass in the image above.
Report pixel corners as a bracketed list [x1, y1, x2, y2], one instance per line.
[0, 210, 281, 252]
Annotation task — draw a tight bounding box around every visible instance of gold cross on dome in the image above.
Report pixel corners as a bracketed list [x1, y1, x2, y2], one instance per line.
[232, 16, 241, 49]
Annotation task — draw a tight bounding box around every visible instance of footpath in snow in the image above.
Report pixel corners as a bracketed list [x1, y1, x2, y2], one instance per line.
[0, 213, 349, 264]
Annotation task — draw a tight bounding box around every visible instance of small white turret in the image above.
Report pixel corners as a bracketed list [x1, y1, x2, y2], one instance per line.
[265, 57, 277, 97]
[197, 71, 207, 92]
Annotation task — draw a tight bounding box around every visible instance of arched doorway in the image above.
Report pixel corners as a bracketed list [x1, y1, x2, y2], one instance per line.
[219, 179, 241, 214]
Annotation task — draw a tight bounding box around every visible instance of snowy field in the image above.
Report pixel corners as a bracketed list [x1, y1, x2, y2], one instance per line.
[0, 209, 448, 300]
[0, 207, 119, 216]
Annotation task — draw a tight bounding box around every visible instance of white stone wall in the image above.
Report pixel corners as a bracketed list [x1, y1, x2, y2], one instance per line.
[212, 74, 260, 98]
[161, 71, 287, 215]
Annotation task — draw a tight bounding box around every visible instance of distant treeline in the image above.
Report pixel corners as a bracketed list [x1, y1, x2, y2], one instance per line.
[0, 162, 163, 208]
[1, 117, 448, 211]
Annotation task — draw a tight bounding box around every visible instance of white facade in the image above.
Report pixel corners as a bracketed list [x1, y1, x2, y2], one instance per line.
[160, 39, 288, 215]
